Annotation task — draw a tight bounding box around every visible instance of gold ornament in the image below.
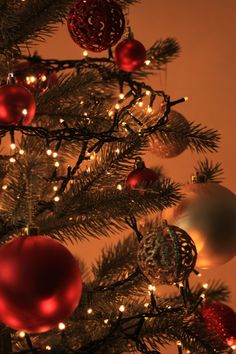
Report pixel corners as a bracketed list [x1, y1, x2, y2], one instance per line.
[163, 181, 236, 269]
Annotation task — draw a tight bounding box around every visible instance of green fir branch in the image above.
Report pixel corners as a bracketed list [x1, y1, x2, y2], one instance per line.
[194, 158, 224, 183]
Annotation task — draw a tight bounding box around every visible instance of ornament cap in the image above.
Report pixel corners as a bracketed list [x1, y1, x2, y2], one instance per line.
[191, 172, 206, 184]
[134, 156, 145, 170]
[23, 225, 40, 236]
[7, 73, 16, 85]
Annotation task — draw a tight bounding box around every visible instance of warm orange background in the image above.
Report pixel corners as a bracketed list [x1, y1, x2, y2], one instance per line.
[36, 0, 236, 352]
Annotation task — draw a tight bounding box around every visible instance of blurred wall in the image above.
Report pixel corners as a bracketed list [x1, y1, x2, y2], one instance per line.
[37, 1, 236, 352]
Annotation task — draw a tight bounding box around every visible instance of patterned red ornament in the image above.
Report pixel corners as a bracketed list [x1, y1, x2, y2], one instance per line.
[14, 58, 57, 93]
[0, 84, 36, 125]
[115, 39, 146, 72]
[198, 302, 236, 348]
[67, 0, 125, 52]
[0, 236, 82, 333]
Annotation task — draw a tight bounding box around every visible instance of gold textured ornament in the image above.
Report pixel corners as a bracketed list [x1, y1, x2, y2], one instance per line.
[163, 181, 236, 269]
[149, 110, 189, 158]
[137, 221, 197, 285]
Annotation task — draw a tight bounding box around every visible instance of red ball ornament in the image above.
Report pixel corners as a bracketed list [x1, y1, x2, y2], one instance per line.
[67, 0, 125, 52]
[0, 236, 82, 333]
[115, 38, 146, 72]
[127, 158, 158, 189]
[0, 84, 36, 125]
[14, 58, 57, 93]
[198, 302, 236, 348]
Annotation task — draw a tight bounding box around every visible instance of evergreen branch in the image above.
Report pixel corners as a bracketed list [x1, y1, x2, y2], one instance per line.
[0, 0, 74, 51]
[194, 158, 224, 183]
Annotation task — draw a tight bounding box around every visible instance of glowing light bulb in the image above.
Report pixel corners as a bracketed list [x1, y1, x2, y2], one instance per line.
[19, 149, 25, 155]
[53, 186, 58, 192]
[41, 75, 47, 82]
[115, 103, 120, 110]
[115, 148, 120, 154]
[55, 161, 60, 167]
[58, 322, 66, 330]
[197, 272, 202, 277]
[10, 143, 16, 150]
[59, 118, 64, 124]
[144, 303, 149, 308]
[145, 90, 151, 96]
[145, 59, 151, 66]
[231, 345, 236, 350]
[2, 185, 7, 190]
[104, 319, 109, 324]
[54, 196, 60, 202]
[184, 97, 189, 101]
[108, 110, 114, 117]
[18, 331, 26, 338]
[52, 152, 58, 158]
[22, 108, 28, 116]
[9, 157, 16, 163]
[148, 285, 156, 292]
[138, 100, 144, 107]
[202, 283, 209, 289]
[87, 308, 93, 315]
[83, 50, 88, 57]
[119, 305, 125, 312]
[46, 149, 52, 156]
[116, 184, 122, 191]
[200, 293, 206, 299]
[119, 93, 125, 100]
[147, 106, 153, 113]
[176, 341, 182, 347]
[46, 345, 52, 351]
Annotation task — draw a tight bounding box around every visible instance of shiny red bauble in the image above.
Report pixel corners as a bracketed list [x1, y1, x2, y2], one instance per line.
[127, 168, 158, 189]
[115, 39, 146, 72]
[198, 302, 236, 348]
[67, 0, 125, 52]
[0, 84, 36, 125]
[0, 236, 82, 333]
[15, 60, 57, 93]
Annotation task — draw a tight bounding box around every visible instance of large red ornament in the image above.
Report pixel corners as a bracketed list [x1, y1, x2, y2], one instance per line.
[0, 236, 82, 333]
[163, 181, 236, 269]
[0, 84, 36, 125]
[115, 39, 146, 72]
[198, 302, 236, 348]
[67, 0, 125, 52]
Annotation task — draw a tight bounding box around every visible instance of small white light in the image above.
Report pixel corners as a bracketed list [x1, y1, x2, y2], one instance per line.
[10, 143, 16, 150]
[83, 50, 88, 57]
[179, 282, 184, 288]
[197, 272, 202, 277]
[104, 319, 109, 324]
[186, 350, 191, 353]
[115, 148, 120, 154]
[145, 59, 151, 66]
[19, 149, 25, 155]
[53, 186, 58, 192]
[52, 152, 58, 158]
[46, 345, 52, 351]
[80, 100, 84, 105]
[200, 293, 206, 299]
[144, 303, 149, 308]
[108, 110, 114, 117]
[115, 103, 120, 110]
[55, 161, 60, 167]
[148, 285, 156, 292]
[119, 305, 125, 312]
[54, 196, 60, 202]
[46, 149, 52, 156]
[202, 283, 209, 289]
[59, 118, 64, 124]
[176, 341, 182, 347]
[29, 75, 36, 83]
[145, 90, 151, 96]
[231, 345, 236, 350]
[147, 106, 153, 114]
[18, 331, 26, 338]
[2, 185, 8, 190]
[87, 308, 93, 315]
[58, 322, 66, 330]
[22, 108, 28, 116]
[9, 157, 16, 163]
[119, 93, 125, 100]
[41, 75, 47, 82]
[184, 96, 189, 101]
[138, 100, 144, 107]
[116, 184, 122, 191]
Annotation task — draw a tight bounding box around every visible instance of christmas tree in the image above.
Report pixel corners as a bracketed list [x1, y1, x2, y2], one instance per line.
[0, 0, 235, 353]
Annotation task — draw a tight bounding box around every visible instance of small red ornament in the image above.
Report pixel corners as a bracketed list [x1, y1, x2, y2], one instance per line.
[67, 0, 125, 52]
[0, 84, 36, 125]
[126, 158, 158, 189]
[0, 235, 82, 333]
[14, 57, 57, 93]
[115, 39, 146, 72]
[198, 302, 236, 348]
